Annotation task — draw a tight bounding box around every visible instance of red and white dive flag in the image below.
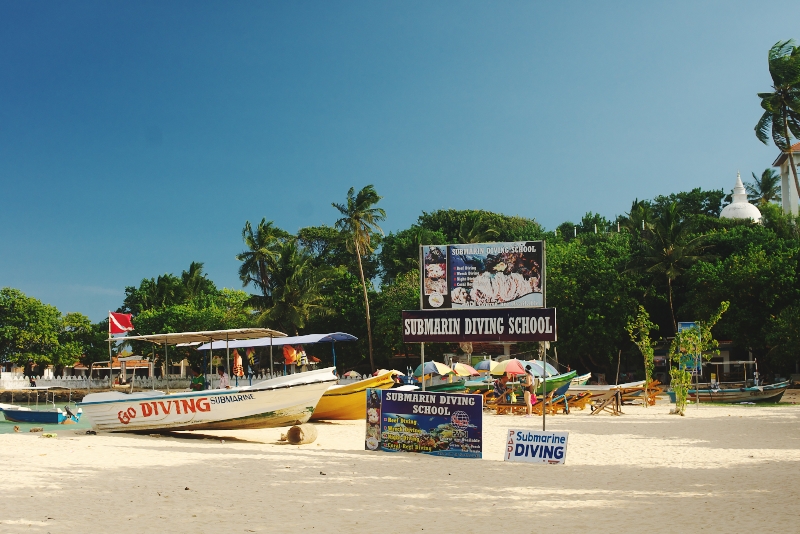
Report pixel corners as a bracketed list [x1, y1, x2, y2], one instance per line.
[109, 312, 135, 334]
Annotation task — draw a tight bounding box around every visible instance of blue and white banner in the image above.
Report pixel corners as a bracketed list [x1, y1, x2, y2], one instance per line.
[365, 389, 483, 458]
[503, 428, 569, 465]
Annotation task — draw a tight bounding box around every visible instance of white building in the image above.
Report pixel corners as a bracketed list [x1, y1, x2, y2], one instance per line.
[772, 142, 800, 215]
[720, 172, 761, 222]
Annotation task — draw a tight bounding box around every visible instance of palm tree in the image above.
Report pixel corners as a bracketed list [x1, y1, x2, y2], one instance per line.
[258, 241, 331, 335]
[745, 169, 782, 205]
[456, 213, 499, 243]
[333, 185, 386, 372]
[181, 261, 216, 300]
[755, 40, 800, 200]
[236, 219, 290, 309]
[633, 202, 714, 333]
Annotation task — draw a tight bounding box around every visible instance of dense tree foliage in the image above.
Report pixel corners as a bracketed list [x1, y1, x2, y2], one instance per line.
[4, 180, 800, 380]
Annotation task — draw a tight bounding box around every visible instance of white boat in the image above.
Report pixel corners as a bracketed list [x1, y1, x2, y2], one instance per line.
[568, 380, 645, 393]
[571, 372, 591, 386]
[78, 367, 337, 432]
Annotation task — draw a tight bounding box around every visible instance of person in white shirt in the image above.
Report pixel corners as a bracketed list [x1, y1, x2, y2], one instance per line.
[217, 366, 230, 389]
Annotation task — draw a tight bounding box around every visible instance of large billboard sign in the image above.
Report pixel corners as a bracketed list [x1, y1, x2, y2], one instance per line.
[402, 308, 557, 343]
[421, 242, 544, 310]
[365, 388, 483, 459]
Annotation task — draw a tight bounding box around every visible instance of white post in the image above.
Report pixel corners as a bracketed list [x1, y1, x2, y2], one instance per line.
[780, 160, 799, 215]
[421, 342, 425, 392]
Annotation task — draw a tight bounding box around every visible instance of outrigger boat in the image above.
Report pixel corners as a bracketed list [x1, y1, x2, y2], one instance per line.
[0, 387, 82, 425]
[78, 328, 337, 432]
[311, 372, 396, 420]
[571, 372, 591, 386]
[79, 368, 337, 432]
[0, 403, 82, 425]
[687, 380, 790, 403]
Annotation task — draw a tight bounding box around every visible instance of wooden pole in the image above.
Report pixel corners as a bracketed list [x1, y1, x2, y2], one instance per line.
[270, 335, 274, 377]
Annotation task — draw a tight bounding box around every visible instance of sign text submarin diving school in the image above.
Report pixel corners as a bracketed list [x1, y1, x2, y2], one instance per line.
[402, 308, 557, 343]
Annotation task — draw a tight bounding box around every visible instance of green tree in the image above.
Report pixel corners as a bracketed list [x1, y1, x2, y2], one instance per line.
[681, 225, 800, 369]
[546, 233, 642, 373]
[120, 262, 218, 315]
[237, 219, 291, 310]
[0, 288, 61, 367]
[632, 202, 713, 332]
[374, 270, 421, 362]
[765, 304, 800, 368]
[668, 301, 728, 415]
[626, 305, 658, 404]
[257, 240, 332, 335]
[416, 209, 541, 243]
[379, 226, 447, 284]
[333, 185, 386, 372]
[755, 40, 800, 201]
[745, 169, 782, 205]
[53, 312, 93, 375]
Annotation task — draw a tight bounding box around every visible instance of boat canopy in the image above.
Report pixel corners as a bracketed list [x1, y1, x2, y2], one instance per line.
[196, 332, 358, 351]
[108, 328, 287, 345]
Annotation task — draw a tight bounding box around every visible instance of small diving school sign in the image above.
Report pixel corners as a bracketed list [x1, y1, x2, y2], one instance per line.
[504, 429, 569, 465]
[365, 388, 482, 458]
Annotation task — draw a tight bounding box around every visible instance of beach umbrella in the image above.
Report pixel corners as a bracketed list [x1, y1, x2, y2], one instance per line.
[413, 361, 453, 377]
[522, 360, 558, 377]
[474, 359, 498, 372]
[490, 358, 527, 376]
[452, 363, 480, 377]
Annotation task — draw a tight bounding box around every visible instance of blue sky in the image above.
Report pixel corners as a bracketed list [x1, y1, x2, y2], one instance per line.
[1, 1, 797, 320]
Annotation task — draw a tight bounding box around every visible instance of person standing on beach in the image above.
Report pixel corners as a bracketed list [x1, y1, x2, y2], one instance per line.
[522, 365, 537, 417]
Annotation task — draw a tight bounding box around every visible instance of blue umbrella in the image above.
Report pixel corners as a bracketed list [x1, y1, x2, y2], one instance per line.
[474, 359, 496, 371]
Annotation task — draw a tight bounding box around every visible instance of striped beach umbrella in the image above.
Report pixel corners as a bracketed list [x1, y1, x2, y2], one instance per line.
[490, 358, 527, 376]
[413, 361, 454, 377]
[452, 362, 480, 377]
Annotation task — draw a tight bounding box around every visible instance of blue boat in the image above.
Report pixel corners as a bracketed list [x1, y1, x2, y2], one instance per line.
[0, 403, 82, 424]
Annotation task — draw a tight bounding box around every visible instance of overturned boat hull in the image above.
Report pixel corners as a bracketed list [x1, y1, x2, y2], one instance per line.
[78, 367, 337, 432]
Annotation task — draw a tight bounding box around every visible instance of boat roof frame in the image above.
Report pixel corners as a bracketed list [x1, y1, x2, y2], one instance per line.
[107, 327, 287, 346]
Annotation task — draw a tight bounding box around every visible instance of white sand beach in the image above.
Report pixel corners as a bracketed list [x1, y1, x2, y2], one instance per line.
[1, 401, 799, 533]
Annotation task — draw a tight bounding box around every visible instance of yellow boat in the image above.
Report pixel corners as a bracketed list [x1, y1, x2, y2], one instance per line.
[311, 372, 396, 420]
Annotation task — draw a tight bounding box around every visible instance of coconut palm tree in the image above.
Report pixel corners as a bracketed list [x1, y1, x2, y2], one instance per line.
[745, 169, 782, 205]
[755, 40, 800, 200]
[632, 202, 714, 333]
[237, 219, 290, 309]
[456, 213, 499, 244]
[258, 240, 331, 335]
[332, 185, 386, 372]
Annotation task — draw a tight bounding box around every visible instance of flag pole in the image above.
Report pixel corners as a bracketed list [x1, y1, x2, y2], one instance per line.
[107, 311, 113, 388]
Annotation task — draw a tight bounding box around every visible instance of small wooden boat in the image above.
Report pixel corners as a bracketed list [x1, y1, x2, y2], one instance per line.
[0, 403, 82, 424]
[569, 380, 645, 393]
[425, 379, 466, 393]
[571, 372, 591, 386]
[686, 380, 790, 403]
[310, 372, 396, 420]
[535, 371, 577, 395]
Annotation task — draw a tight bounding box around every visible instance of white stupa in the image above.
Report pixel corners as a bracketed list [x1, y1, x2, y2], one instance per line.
[720, 172, 761, 222]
